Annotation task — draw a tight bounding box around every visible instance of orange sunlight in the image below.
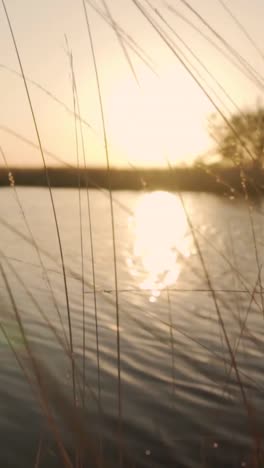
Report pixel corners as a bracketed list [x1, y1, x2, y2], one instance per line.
[105, 65, 212, 167]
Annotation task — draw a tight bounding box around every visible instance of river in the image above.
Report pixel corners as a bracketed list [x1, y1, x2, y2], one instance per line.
[0, 187, 264, 467]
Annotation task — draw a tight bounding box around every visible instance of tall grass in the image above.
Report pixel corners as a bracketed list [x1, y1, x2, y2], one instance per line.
[1, 0, 264, 467]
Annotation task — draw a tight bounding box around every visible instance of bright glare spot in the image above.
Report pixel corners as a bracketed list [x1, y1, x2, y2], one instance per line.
[152, 290, 161, 298]
[106, 68, 212, 167]
[108, 324, 123, 332]
[213, 442, 218, 449]
[145, 449, 151, 456]
[127, 192, 189, 298]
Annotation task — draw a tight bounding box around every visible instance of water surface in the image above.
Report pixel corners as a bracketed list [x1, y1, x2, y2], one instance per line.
[1, 187, 264, 467]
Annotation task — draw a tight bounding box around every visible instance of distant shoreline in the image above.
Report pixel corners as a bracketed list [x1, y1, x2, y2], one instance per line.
[0, 166, 263, 194]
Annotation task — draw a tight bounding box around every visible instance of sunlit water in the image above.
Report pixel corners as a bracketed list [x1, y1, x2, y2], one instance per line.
[1, 187, 264, 467]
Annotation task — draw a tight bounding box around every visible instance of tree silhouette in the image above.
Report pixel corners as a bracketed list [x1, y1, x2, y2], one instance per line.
[209, 106, 264, 169]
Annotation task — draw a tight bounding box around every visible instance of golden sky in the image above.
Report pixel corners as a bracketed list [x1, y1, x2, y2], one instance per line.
[1, 0, 264, 168]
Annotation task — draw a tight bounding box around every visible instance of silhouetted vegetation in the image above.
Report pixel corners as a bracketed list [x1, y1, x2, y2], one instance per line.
[1, 165, 264, 194]
[209, 105, 264, 170]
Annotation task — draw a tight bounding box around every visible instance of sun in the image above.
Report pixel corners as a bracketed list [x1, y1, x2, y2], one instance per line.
[105, 65, 212, 167]
[105, 75, 166, 166]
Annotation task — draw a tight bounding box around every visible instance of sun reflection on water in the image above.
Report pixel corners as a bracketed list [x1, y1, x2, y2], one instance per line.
[127, 191, 190, 302]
